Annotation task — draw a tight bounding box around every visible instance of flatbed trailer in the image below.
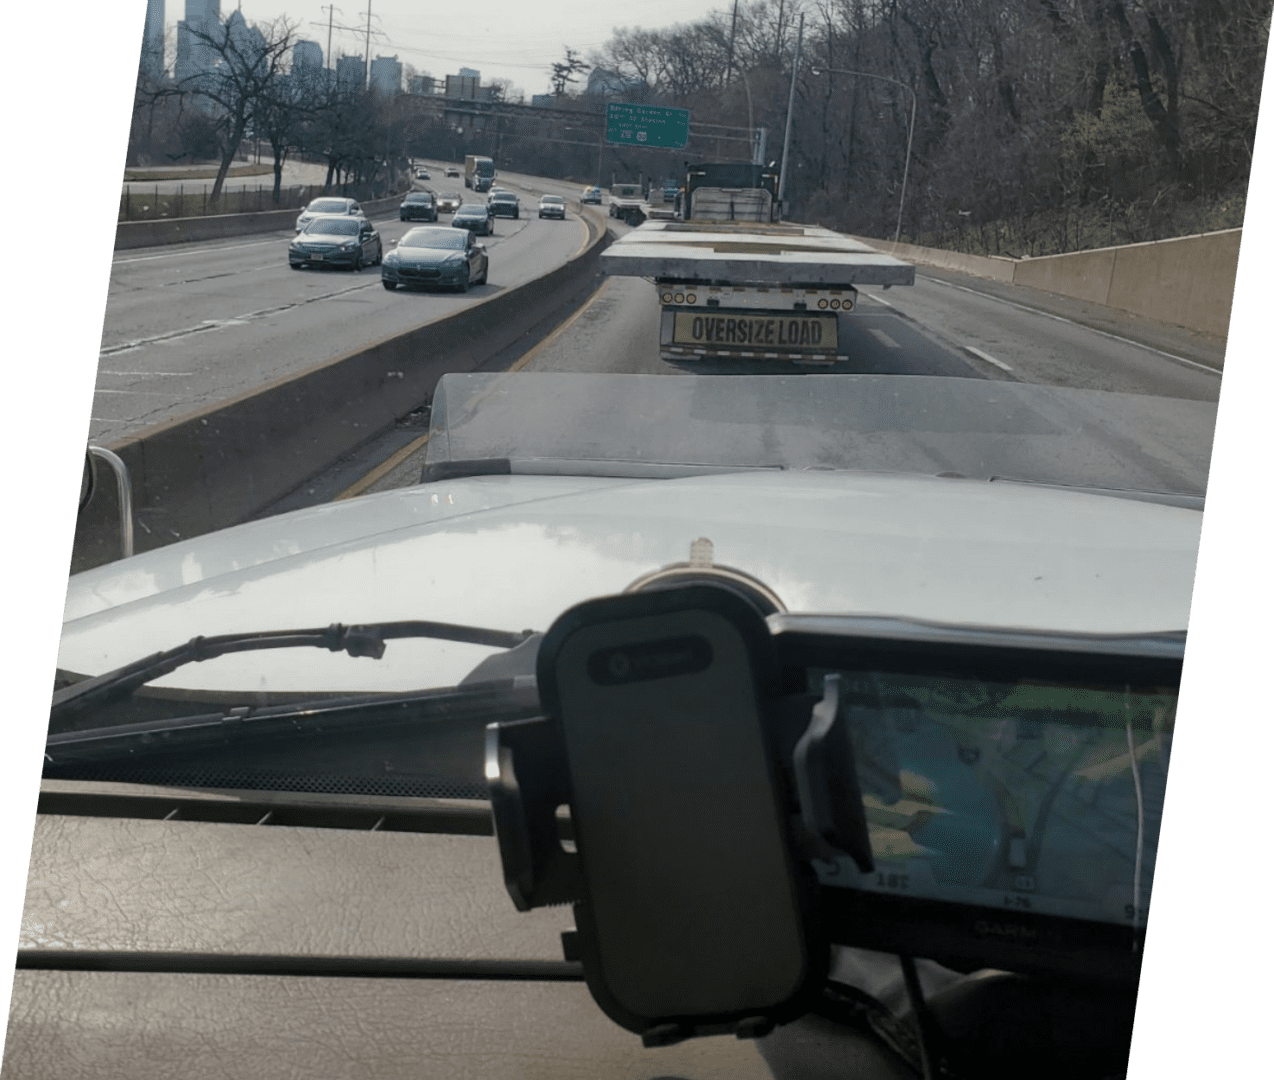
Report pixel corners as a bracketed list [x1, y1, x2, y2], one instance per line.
[600, 219, 915, 362]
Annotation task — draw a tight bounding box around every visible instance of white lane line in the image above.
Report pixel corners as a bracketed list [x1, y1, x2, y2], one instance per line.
[862, 291, 896, 309]
[99, 370, 188, 376]
[927, 276, 1223, 375]
[964, 345, 1013, 371]
[113, 236, 286, 264]
[99, 279, 383, 356]
[112, 209, 403, 265]
[869, 328, 901, 349]
[93, 388, 173, 395]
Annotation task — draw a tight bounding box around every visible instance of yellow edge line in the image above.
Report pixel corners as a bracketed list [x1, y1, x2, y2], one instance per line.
[334, 214, 606, 499]
[507, 277, 612, 374]
[334, 431, 431, 501]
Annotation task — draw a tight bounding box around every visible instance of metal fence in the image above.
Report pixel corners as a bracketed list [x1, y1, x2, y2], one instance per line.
[117, 181, 386, 222]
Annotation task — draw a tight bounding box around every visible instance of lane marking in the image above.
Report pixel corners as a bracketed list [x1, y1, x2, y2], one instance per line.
[112, 209, 410, 265]
[335, 433, 432, 501]
[925, 275, 1223, 375]
[964, 345, 1013, 371]
[862, 291, 896, 308]
[99, 278, 386, 356]
[99, 370, 188, 377]
[869, 328, 901, 348]
[93, 388, 173, 395]
[508, 278, 613, 373]
[113, 236, 286, 264]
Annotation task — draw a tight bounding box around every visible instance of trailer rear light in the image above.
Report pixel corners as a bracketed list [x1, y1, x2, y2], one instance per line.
[675, 293, 685, 304]
[818, 299, 829, 309]
[686, 293, 697, 304]
[662, 292, 674, 303]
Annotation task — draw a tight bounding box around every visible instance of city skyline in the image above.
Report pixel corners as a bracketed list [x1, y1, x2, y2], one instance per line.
[143, 0, 732, 95]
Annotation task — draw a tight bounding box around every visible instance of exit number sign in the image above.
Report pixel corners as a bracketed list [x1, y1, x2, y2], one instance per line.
[605, 103, 690, 149]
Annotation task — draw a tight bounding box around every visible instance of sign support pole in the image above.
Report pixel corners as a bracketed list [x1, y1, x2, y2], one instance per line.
[777, 13, 804, 214]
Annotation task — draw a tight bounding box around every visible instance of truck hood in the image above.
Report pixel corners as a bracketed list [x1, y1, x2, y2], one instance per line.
[59, 470, 1200, 695]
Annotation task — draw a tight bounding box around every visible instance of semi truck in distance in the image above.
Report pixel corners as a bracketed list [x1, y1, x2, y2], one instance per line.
[601, 161, 914, 363]
[464, 155, 495, 192]
[608, 182, 645, 220]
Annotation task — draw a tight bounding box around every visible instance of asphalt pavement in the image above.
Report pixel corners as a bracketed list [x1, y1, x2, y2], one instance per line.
[324, 221, 1222, 504]
[92, 164, 590, 444]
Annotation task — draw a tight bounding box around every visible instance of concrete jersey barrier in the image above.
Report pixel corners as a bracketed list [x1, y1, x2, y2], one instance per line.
[74, 209, 611, 572]
[851, 229, 1241, 339]
[114, 191, 412, 250]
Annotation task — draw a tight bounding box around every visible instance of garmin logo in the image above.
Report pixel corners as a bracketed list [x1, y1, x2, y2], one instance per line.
[587, 635, 713, 685]
[972, 919, 1040, 943]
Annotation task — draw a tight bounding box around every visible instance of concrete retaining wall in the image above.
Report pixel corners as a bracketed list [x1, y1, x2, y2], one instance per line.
[853, 229, 1242, 338]
[113, 192, 411, 250]
[75, 210, 611, 571]
[849, 237, 1017, 283]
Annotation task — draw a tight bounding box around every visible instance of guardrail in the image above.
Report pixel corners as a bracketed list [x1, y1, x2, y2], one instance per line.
[853, 229, 1241, 340]
[74, 208, 611, 573]
[113, 190, 414, 250]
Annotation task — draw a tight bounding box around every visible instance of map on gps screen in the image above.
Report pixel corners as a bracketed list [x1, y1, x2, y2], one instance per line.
[816, 673, 1175, 928]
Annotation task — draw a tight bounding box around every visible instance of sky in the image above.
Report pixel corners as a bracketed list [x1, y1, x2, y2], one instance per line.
[161, 0, 734, 96]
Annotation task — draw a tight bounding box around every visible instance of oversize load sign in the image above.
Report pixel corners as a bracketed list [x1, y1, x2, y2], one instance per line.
[673, 312, 839, 350]
[605, 103, 690, 149]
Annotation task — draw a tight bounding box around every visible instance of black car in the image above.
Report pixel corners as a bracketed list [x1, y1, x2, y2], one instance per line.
[452, 203, 494, 236]
[288, 215, 382, 270]
[400, 191, 438, 221]
[381, 226, 489, 292]
[488, 192, 520, 219]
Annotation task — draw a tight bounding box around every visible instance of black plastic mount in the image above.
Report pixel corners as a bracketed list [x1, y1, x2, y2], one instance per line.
[485, 584, 880, 1044]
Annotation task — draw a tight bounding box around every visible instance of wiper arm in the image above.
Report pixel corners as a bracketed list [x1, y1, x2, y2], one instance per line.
[51, 620, 535, 726]
[46, 678, 542, 769]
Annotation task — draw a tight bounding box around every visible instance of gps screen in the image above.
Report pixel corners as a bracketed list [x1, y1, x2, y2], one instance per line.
[814, 671, 1175, 930]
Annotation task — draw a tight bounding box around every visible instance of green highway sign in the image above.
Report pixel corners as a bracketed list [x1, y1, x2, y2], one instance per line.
[605, 103, 690, 149]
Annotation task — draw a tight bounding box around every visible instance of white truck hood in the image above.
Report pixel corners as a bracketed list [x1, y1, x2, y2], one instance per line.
[58, 470, 1200, 695]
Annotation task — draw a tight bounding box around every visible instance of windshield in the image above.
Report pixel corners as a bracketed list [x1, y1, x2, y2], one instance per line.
[17, 3, 1270, 1075]
[303, 217, 360, 235]
[400, 228, 465, 249]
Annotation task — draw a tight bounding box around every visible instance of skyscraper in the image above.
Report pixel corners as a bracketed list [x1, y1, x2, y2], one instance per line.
[140, 0, 165, 85]
[175, 0, 222, 85]
[336, 55, 366, 91]
[293, 40, 323, 72]
[370, 55, 402, 97]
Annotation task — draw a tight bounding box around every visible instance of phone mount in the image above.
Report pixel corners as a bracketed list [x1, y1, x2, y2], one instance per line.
[486, 583, 875, 1046]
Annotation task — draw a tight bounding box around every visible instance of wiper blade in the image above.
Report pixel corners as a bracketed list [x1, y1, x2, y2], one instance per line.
[45, 677, 542, 768]
[51, 620, 535, 726]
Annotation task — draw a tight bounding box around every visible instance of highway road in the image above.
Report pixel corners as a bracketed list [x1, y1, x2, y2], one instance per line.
[92, 163, 591, 444]
[90, 158, 1224, 512]
[302, 245, 1221, 508]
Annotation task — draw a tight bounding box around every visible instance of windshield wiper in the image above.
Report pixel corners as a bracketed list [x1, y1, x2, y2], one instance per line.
[45, 677, 542, 769]
[51, 620, 535, 726]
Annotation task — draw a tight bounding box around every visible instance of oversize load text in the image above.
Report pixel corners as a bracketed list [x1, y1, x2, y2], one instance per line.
[672, 312, 839, 349]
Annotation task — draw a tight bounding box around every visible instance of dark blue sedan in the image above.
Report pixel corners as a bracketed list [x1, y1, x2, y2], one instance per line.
[381, 226, 489, 293]
[452, 203, 494, 236]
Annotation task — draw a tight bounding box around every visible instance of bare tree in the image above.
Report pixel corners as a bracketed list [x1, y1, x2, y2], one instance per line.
[550, 48, 591, 96]
[181, 15, 298, 202]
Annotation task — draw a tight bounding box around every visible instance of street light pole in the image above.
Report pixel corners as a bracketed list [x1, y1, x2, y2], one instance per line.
[777, 13, 804, 213]
[810, 66, 916, 243]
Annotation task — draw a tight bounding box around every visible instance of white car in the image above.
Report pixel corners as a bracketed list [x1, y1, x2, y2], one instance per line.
[294, 196, 364, 233]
